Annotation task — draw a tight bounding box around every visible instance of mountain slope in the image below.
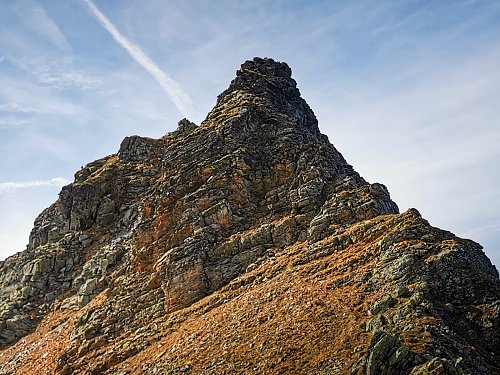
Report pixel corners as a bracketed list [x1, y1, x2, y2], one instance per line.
[0, 57, 498, 374]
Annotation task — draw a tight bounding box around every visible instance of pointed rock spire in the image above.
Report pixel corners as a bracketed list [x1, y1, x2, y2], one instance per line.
[203, 57, 319, 135]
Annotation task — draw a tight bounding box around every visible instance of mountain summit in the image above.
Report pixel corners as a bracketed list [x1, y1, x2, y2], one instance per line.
[0, 58, 499, 374]
[204, 57, 319, 134]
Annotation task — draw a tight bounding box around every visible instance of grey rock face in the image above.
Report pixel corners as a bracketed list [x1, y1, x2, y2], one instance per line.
[0, 57, 498, 375]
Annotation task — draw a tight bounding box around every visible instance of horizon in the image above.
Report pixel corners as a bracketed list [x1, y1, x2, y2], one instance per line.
[1, 0, 499, 267]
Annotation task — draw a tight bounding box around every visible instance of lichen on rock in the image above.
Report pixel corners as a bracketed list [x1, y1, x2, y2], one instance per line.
[0, 57, 498, 374]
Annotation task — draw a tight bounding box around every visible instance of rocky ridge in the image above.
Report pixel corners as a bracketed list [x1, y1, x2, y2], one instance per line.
[0, 57, 499, 374]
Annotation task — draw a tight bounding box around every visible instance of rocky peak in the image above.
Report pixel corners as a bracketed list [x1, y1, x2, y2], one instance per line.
[0, 58, 499, 375]
[204, 57, 320, 135]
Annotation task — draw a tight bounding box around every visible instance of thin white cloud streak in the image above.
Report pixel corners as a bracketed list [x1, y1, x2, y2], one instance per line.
[0, 117, 29, 128]
[83, 0, 192, 117]
[0, 178, 70, 192]
[0, 103, 38, 113]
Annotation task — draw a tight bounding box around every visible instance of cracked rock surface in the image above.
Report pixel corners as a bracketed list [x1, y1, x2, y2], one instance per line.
[0, 57, 498, 374]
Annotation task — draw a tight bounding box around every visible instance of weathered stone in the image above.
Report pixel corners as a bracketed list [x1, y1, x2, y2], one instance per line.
[0, 57, 498, 375]
[410, 358, 462, 375]
[118, 135, 155, 161]
[79, 278, 98, 296]
[371, 295, 397, 315]
[173, 118, 198, 136]
[366, 333, 398, 374]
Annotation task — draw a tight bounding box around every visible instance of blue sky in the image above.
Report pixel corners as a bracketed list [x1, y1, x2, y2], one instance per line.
[1, 0, 499, 267]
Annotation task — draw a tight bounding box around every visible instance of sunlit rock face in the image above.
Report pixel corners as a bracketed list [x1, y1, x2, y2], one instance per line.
[0, 58, 498, 375]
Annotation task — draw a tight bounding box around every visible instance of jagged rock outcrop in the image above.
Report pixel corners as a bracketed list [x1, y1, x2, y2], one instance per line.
[0, 57, 498, 374]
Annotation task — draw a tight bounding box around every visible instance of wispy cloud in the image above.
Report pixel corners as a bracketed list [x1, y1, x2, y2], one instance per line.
[0, 178, 70, 192]
[462, 222, 500, 238]
[0, 73, 82, 115]
[0, 1, 100, 93]
[0, 30, 102, 91]
[13, 0, 71, 52]
[13, 58, 102, 90]
[83, 0, 192, 117]
[0, 117, 30, 129]
[0, 102, 38, 114]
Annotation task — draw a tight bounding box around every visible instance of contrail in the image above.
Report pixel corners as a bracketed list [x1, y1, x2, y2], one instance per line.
[0, 178, 70, 192]
[83, 0, 191, 117]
